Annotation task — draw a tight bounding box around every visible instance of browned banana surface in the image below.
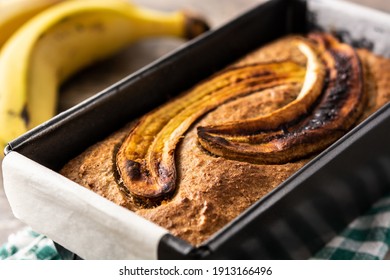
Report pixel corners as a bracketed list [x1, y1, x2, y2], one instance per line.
[197, 33, 365, 164]
[115, 39, 321, 203]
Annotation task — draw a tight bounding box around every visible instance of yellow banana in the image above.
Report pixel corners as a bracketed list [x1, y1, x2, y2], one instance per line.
[0, 0, 209, 152]
[0, 0, 63, 48]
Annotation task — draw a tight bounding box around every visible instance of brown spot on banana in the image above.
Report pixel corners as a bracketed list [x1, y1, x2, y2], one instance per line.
[197, 33, 365, 164]
[6, 105, 30, 127]
[116, 38, 323, 203]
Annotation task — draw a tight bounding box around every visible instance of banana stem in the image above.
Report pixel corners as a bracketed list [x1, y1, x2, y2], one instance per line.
[129, 6, 209, 40]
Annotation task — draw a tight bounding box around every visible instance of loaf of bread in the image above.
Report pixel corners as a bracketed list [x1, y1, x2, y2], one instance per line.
[60, 33, 390, 246]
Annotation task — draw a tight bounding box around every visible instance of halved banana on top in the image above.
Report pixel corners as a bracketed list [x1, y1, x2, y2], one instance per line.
[116, 33, 365, 204]
[198, 33, 364, 164]
[116, 60, 306, 202]
[117, 34, 360, 205]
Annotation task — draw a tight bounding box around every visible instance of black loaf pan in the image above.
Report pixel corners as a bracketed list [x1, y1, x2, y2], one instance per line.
[5, 0, 390, 259]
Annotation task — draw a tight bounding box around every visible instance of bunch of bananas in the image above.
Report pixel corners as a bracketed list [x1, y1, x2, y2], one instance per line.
[0, 0, 209, 154]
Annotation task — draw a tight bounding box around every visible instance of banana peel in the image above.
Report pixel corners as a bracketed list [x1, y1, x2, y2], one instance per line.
[0, 0, 209, 154]
[0, 0, 63, 49]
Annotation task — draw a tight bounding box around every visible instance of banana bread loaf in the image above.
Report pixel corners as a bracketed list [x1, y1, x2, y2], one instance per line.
[60, 33, 390, 246]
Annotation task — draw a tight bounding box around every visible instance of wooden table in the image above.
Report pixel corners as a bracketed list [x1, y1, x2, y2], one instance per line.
[1, 0, 389, 249]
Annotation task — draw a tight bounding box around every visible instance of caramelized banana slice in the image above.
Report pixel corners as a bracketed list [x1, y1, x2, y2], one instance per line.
[198, 42, 326, 135]
[116, 63, 304, 201]
[116, 38, 319, 202]
[198, 33, 365, 164]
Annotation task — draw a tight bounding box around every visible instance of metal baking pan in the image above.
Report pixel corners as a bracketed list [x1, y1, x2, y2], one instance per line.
[3, 0, 390, 259]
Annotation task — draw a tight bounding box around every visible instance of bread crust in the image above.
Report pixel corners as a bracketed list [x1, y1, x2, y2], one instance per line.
[60, 35, 390, 246]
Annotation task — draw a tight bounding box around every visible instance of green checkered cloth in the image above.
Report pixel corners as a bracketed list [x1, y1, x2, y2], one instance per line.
[1, 194, 390, 260]
[313, 194, 390, 260]
[0, 227, 60, 260]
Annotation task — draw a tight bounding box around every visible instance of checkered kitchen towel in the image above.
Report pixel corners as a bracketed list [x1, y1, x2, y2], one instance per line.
[2, 194, 390, 260]
[0, 227, 60, 260]
[313, 194, 390, 260]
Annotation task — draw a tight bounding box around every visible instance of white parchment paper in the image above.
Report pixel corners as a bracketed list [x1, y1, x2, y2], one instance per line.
[2, 152, 168, 260]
